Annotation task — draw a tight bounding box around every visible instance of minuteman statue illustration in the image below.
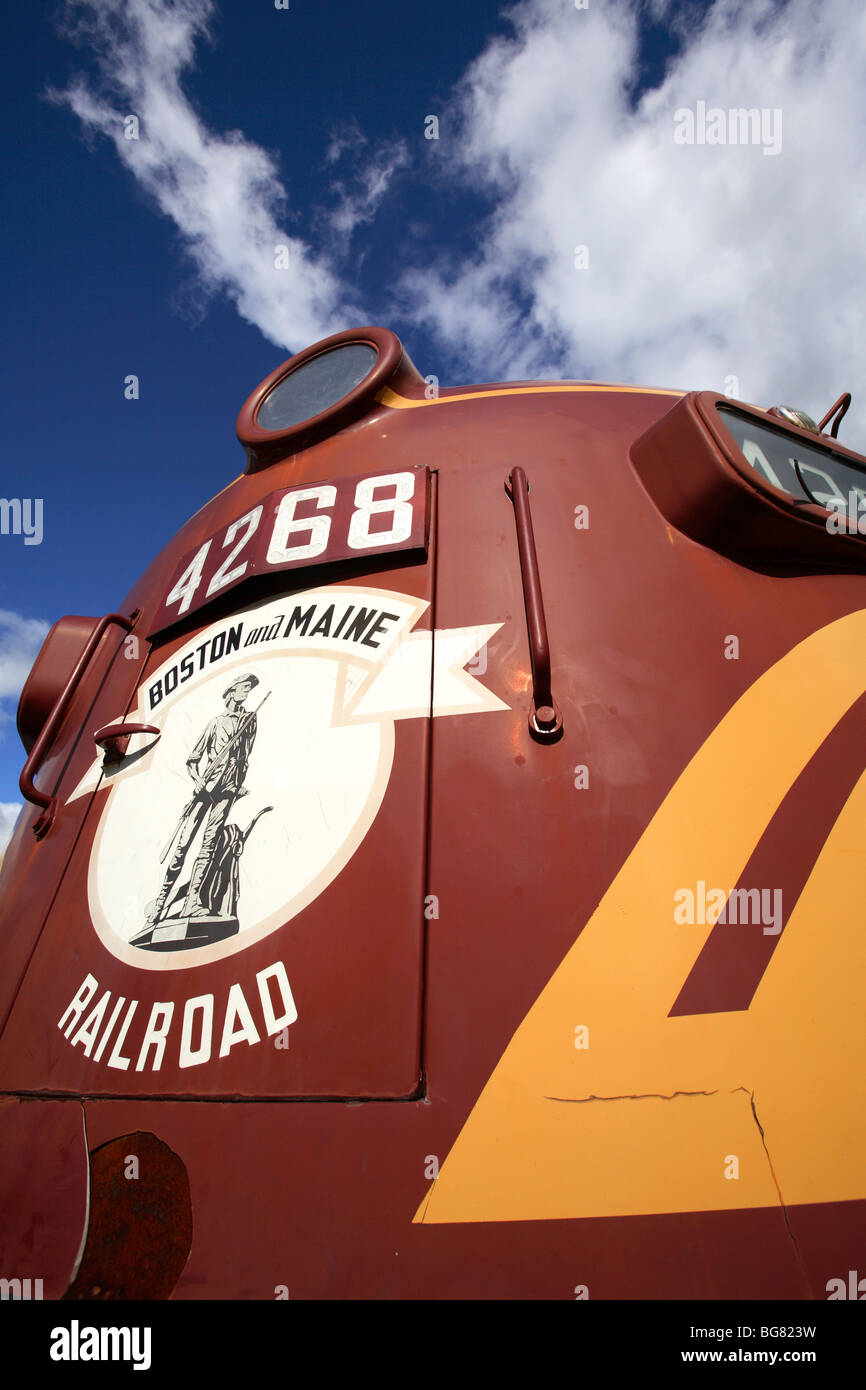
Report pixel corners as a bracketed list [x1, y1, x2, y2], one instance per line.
[133, 673, 271, 951]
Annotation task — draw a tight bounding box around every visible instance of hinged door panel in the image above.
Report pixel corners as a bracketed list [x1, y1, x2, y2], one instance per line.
[0, 562, 434, 1099]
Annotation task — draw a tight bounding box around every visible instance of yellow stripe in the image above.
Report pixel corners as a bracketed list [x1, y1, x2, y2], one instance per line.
[416, 608, 866, 1223]
[376, 383, 684, 410]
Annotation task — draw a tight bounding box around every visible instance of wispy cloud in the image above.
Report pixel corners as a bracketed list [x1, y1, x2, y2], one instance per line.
[324, 119, 368, 166]
[0, 610, 50, 732]
[0, 803, 21, 854]
[51, 0, 362, 351]
[328, 141, 410, 239]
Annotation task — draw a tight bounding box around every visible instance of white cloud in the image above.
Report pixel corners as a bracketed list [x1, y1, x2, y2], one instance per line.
[328, 141, 410, 239]
[398, 0, 866, 433]
[0, 611, 50, 739]
[51, 0, 362, 351]
[324, 119, 368, 166]
[0, 803, 22, 854]
[51, 0, 866, 440]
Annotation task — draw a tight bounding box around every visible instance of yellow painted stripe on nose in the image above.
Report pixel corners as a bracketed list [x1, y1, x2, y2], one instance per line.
[415, 607, 866, 1223]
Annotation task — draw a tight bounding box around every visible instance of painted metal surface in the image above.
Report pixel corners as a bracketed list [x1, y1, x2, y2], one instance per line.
[0, 1098, 89, 1298]
[0, 329, 864, 1298]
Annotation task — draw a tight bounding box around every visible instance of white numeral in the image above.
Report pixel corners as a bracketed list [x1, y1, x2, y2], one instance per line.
[347, 471, 415, 550]
[742, 439, 783, 489]
[266, 485, 336, 564]
[165, 540, 211, 616]
[206, 505, 262, 598]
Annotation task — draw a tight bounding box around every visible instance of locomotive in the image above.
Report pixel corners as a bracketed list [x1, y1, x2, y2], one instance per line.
[1, 324, 864, 1301]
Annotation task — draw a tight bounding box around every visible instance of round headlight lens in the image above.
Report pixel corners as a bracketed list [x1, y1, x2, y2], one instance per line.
[256, 342, 378, 432]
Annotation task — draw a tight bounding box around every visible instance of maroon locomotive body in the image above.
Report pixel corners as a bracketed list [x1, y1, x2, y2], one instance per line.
[1, 326, 863, 1299]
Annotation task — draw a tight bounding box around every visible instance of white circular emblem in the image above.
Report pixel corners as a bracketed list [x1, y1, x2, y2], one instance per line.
[86, 591, 414, 970]
[80, 587, 505, 971]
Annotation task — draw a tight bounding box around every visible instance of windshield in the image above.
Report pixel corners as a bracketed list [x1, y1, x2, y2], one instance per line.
[718, 406, 866, 514]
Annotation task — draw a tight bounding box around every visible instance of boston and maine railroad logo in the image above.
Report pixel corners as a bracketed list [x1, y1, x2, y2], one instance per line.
[70, 586, 507, 971]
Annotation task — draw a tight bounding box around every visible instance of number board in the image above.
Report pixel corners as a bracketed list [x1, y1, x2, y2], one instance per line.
[151, 467, 429, 634]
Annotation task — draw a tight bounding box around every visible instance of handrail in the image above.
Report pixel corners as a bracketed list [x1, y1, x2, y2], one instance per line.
[93, 721, 161, 762]
[505, 468, 563, 743]
[20, 611, 137, 837]
[818, 392, 852, 440]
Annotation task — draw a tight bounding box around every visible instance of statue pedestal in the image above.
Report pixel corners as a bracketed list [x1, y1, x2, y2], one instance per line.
[129, 915, 239, 952]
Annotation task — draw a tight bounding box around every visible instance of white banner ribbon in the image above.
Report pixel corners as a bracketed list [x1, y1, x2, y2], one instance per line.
[68, 587, 508, 804]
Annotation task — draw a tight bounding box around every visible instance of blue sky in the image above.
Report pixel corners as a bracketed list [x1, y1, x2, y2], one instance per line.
[2, 0, 865, 842]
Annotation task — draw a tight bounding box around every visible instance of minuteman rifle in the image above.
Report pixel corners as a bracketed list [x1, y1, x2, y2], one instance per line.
[159, 690, 270, 864]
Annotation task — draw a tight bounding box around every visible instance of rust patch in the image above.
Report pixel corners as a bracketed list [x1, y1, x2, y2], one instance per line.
[64, 1131, 192, 1300]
